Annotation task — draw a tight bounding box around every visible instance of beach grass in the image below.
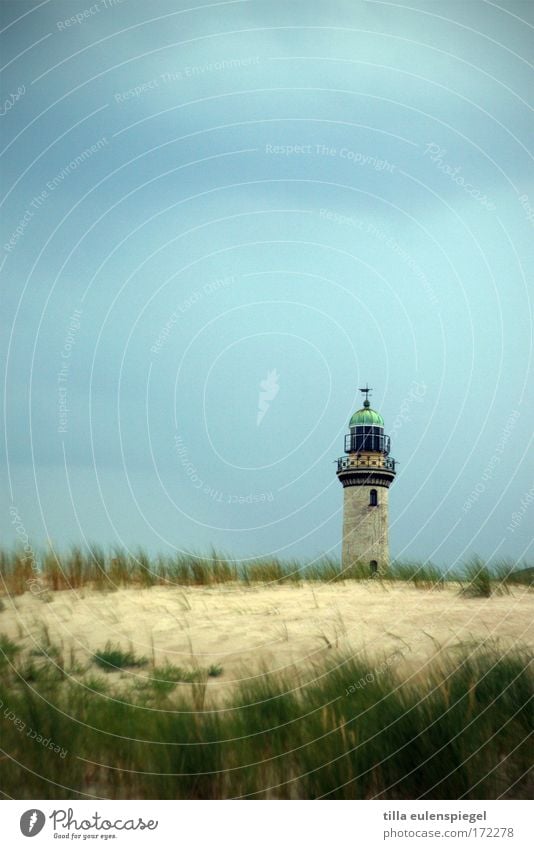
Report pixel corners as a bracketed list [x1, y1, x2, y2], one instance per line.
[0, 547, 532, 596]
[93, 643, 149, 672]
[0, 636, 531, 800]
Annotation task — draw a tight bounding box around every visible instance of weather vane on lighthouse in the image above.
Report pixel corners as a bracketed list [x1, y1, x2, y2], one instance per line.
[358, 384, 373, 406]
[336, 385, 396, 576]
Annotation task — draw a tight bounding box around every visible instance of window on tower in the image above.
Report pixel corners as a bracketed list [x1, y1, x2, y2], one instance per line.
[369, 489, 378, 507]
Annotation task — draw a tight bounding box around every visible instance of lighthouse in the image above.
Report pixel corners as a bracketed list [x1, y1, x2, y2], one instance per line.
[336, 386, 396, 575]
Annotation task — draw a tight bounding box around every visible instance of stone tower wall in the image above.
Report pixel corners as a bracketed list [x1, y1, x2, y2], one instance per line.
[341, 484, 390, 572]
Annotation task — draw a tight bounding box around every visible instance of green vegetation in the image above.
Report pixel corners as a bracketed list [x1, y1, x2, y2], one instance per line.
[0, 546, 532, 594]
[93, 642, 149, 672]
[462, 558, 493, 598]
[0, 636, 531, 799]
[0, 632, 20, 661]
[389, 561, 447, 588]
[89, 652, 222, 694]
[138, 662, 209, 696]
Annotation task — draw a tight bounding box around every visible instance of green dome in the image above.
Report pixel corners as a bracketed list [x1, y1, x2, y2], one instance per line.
[349, 402, 384, 428]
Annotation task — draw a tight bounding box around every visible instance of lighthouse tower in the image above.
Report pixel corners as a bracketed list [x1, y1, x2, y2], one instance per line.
[336, 386, 396, 575]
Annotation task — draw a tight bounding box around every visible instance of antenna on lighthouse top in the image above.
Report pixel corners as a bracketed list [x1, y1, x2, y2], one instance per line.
[359, 384, 373, 408]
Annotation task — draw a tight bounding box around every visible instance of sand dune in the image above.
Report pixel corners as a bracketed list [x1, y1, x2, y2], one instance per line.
[2, 582, 532, 690]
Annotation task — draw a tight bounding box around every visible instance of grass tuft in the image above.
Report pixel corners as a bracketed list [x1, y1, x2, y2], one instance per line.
[0, 633, 20, 663]
[93, 642, 148, 672]
[461, 558, 492, 597]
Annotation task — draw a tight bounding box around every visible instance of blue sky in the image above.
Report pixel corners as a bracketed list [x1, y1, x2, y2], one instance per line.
[1, 0, 533, 567]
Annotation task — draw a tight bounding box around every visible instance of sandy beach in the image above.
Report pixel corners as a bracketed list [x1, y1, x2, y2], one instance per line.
[2, 582, 532, 690]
